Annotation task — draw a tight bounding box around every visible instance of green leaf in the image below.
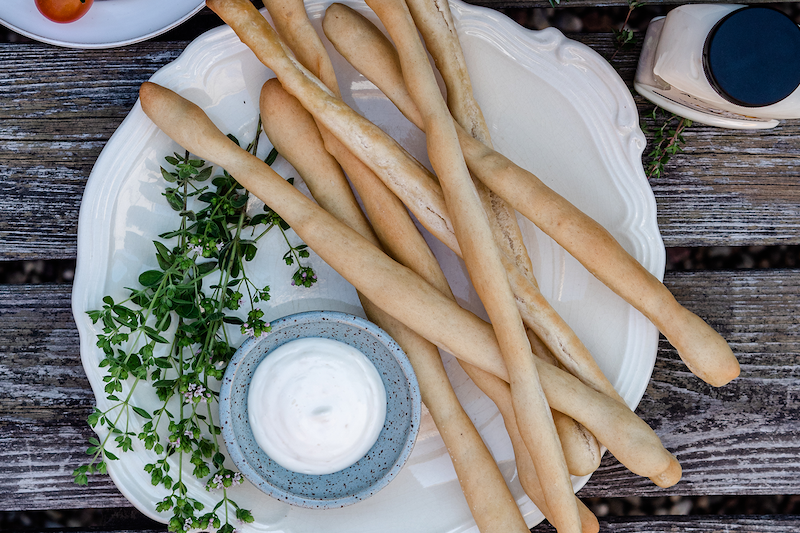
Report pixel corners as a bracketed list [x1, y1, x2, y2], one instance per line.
[265, 147, 278, 166]
[175, 304, 201, 319]
[143, 326, 169, 344]
[165, 190, 184, 212]
[230, 194, 248, 209]
[197, 261, 218, 275]
[160, 167, 178, 183]
[138, 270, 164, 287]
[195, 166, 213, 182]
[153, 241, 173, 271]
[132, 406, 152, 419]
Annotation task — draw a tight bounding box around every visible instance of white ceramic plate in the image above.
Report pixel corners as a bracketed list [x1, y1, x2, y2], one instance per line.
[0, 0, 204, 49]
[72, 1, 665, 531]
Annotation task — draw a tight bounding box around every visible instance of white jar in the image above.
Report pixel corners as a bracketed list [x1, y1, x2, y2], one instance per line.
[634, 4, 800, 129]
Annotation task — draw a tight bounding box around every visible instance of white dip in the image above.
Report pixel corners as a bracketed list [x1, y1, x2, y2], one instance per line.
[248, 337, 387, 475]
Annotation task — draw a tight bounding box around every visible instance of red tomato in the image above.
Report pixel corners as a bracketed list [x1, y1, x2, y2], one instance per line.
[35, 0, 94, 23]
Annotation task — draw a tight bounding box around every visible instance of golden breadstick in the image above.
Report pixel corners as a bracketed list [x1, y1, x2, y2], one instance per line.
[456, 128, 739, 387]
[322, 2, 624, 407]
[323, 2, 738, 388]
[404, 0, 534, 282]
[400, 0, 603, 475]
[259, 78, 373, 239]
[142, 80, 505, 379]
[261, 0, 446, 290]
[527, 330, 601, 476]
[261, 77, 529, 533]
[141, 62, 676, 490]
[363, 1, 578, 531]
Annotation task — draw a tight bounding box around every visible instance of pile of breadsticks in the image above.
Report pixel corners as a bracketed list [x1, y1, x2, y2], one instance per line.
[137, 0, 740, 531]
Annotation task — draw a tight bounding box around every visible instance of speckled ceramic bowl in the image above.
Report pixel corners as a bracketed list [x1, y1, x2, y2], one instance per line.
[219, 310, 421, 509]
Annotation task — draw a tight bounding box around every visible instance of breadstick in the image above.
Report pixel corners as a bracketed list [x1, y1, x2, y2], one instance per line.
[322, 2, 737, 388]
[404, 0, 534, 282]
[400, 0, 603, 475]
[322, 3, 624, 407]
[141, 46, 676, 490]
[456, 129, 739, 387]
[261, 77, 529, 533]
[364, 2, 579, 532]
[259, 3, 595, 523]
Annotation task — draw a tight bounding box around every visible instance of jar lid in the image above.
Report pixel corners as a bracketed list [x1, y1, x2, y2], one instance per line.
[703, 6, 800, 107]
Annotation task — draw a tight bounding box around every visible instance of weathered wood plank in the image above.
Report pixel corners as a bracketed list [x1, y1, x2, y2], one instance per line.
[15, 514, 800, 533]
[1, 37, 799, 261]
[1, 269, 798, 509]
[584, 268, 800, 497]
[536, 515, 800, 532]
[0, 44, 183, 261]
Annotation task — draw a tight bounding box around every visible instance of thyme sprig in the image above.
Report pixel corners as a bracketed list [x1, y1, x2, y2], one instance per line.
[642, 107, 692, 180]
[610, 0, 644, 61]
[74, 120, 318, 532]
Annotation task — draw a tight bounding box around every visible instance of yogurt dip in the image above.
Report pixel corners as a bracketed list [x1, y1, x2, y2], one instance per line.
[247, 337, 387, 475]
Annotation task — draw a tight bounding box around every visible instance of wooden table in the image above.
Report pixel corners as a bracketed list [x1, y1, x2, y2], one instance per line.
[1, 1, 799, 532]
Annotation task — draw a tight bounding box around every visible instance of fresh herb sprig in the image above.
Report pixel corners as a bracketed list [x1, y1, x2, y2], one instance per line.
[642, 107, 692, 180]
[74, 120, 317, 533]
[610, 0, 644, 61]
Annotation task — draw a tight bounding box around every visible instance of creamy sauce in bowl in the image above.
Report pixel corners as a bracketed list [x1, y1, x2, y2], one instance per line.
[248, 337, 387, 475]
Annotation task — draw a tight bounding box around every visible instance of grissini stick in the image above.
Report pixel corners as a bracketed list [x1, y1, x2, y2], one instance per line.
[364, 1, 579, 531]
[527, 330, 601, 477]
[403, 0, 600, 474]
[404, 0, 534, 282]
[322, 2, 624, 408]
[260, 77, 530, 533]
[264, 0, 600, 485]
[455, 130, 739, 387]
[322, 2, 738, 388]
[140, 73, 677, 490]
[259, 79, 374, 241]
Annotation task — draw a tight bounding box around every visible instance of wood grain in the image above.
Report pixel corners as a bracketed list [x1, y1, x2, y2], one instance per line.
[1, 269, 798, 509]
[1, 4, 799, 527]
[10, 515, 800, 533]
[534, 516, 800, 532]
[1, 38, 799, 261]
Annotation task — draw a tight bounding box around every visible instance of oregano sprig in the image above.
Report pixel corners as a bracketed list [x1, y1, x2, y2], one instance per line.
[74, 119, 318, 533]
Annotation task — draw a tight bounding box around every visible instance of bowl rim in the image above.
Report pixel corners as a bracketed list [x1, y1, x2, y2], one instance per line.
[219, 310, 421, 509]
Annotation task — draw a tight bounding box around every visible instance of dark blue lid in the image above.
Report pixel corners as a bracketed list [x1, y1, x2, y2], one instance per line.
[703, 6, 800, 107]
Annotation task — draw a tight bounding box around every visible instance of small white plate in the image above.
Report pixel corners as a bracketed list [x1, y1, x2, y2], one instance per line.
[72, 0, 665, 531]
[0, 0, 204, 49]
